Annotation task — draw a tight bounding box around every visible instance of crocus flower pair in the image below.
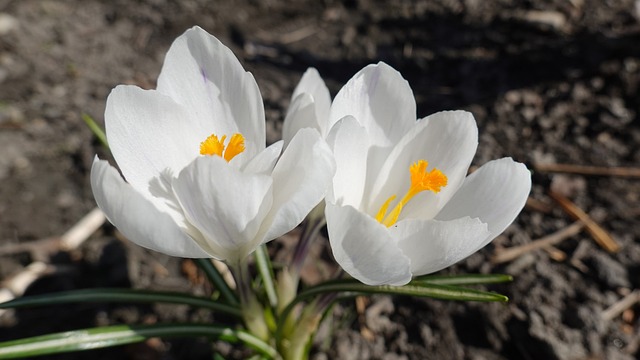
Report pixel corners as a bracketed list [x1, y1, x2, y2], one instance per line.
[92, 26, 531, 286]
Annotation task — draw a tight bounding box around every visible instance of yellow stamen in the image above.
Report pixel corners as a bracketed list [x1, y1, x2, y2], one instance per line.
[200, 134, 226, 157]
[199, 133, 245, 162]
[224, 133, 245, 162]
[375, 195, 396, 223]
[376, 160, 447, 227]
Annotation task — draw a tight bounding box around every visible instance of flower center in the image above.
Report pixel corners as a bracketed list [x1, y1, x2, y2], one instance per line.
[375, 160, 448, 227]
[199, 133, 245, 162]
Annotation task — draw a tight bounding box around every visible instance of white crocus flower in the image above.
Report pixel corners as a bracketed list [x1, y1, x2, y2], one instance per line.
[91, 26, 335, 265]
[282, 68, 332, 148]
[286, 62, 531, 286]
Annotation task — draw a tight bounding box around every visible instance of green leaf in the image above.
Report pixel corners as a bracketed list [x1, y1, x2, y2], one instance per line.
[194, 259, 240, 307]
[411, 273, 513, 286]
[292, 282, 508, 305]
[276, 281, 508, 343]
[81, 113, 109, 149]
[0, 288, 241, 317]
[0, 323, 279, 359]
[390, 282, 509, 302]
[255, 245, 277, 308]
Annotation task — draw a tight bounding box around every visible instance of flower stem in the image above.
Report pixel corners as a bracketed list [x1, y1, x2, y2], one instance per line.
[280, 301, 322, 360]
[230, 258, 269, 341]
[274, 203, 326, 333]
[194, 258, 239, 306]
[291, 202, 326, 280]
[255, 245, 278, 308]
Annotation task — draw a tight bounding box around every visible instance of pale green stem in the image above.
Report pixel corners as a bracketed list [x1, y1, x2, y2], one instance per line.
[193, 258, 239, 306]
[290, 202, 326, 285]
[230, 258, 269, 341]
[81, 113, 108, 149]
[275, 268, 297, 315]
[279, 295, 338, 360]
[255, 245, 278, 308]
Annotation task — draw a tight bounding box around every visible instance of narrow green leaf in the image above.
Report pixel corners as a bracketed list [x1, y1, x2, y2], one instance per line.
[0, 323, 279, 359]
[81, 113, 109, 149]
[0, 288, 241, 317]
[194, 259, 240, 307]
[255, 245, 278, 308]
[292, 282, 509, 305]
[276, 281, 508, 343]
[390, 282, 509, 302]
[412, 273, 513, 286]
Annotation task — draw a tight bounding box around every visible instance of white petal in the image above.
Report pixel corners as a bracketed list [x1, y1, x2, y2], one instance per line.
[393, 217, 490, 276]
[435, 158, 531, 252]
[330, 62, 415, 148]
[105, 85, 199, 196]
[261, 128, 336, 242]
[367, 111, 478, 219]
[286, 68, 331, 135]
[326, 203, 412, 286]
[243, 140, 283, 175]
[325, 115, 369, 208]
[91, 157, 210, 258]
[173, 156, 273, 262]
[282, 93, 321, 148]
[156, 26, 265, 159]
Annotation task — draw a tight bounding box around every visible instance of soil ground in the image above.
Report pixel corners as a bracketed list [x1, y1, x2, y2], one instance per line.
[0, 0, 639, 359]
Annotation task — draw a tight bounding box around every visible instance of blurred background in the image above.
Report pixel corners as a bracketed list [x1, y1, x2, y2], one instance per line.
[0, 1, 639, 359]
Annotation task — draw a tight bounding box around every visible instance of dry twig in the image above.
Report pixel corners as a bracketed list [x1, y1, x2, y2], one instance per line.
[0, 237, 60, 261]
[0, 208, 105, 259]
[534, 163, 640, 178]
[492, 222, 584, 264]
[0, 262, 54, 316]
[549, 191, 620, 252]
[355, 296, 375, 341]
[60, 207, 106, 250]
[543, 246, 567, 261]
[279, 25, 317, 44]
[0, 208, 105, 315]
[525, 197, 553, 213]
[601, 290, 640, 322]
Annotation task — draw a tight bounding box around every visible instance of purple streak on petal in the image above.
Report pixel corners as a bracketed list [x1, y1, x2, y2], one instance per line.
[200, 67, 208, 83]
